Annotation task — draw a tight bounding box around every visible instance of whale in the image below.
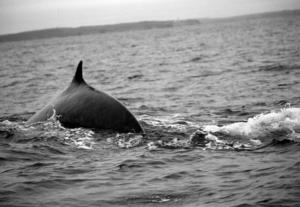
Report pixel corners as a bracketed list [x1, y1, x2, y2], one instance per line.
[27, 61, 144, 134]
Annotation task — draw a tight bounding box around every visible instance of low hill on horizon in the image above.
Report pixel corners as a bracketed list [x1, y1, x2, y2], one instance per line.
[0, 20, 199, 42]
[0, 10, 299, 43]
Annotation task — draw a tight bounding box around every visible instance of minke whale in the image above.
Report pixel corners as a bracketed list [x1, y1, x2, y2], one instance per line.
[27, 61, 144, 133]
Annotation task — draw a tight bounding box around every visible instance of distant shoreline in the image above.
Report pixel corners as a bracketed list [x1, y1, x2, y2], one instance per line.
[0, 9, 299, 43]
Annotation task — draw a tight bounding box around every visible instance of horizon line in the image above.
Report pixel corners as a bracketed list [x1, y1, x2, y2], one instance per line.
[1, 9, 299, 36]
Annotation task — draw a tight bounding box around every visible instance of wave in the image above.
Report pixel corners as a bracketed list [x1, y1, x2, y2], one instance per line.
[258, 64, 300, 72]
[143, 107, 300, 150]
[203, 107, 300, 141]
[0, 114, 95, 150]
[1, 107, 299, 151]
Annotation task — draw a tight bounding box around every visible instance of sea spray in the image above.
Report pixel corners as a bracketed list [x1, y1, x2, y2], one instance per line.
[203, 107, 300, 142]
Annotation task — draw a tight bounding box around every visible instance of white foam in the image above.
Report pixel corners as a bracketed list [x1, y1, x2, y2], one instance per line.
[24, 113, 96, 149]
[63, 128, 95, 149]
[204, 107, 300, 141]
[140, 114, 200, 131]
[116, 133, 143, 148]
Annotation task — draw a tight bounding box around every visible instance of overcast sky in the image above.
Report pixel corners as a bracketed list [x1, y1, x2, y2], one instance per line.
[0, 0, 299, 35]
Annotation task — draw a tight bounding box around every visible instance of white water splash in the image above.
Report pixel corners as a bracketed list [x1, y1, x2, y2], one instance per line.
[23, 111, 96, 149]
[140, 114, 200, 131]
[110, 133, 144, 149]
[204, 107, 300, 142]
[145, 108, 300, 150]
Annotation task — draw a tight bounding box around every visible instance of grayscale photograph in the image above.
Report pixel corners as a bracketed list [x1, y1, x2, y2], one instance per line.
[0, 0, 300, 206]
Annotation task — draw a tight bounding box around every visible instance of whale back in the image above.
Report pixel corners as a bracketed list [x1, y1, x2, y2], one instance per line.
[27, 61, 144, 133]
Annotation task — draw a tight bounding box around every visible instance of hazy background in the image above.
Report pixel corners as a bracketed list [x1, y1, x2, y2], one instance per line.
[1, 0, 300, 35]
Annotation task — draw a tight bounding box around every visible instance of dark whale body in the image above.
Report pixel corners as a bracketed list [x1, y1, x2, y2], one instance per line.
[27, 61, 144, 133]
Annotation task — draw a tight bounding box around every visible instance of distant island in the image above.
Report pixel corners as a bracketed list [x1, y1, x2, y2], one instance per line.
[0, 10, 299, 42]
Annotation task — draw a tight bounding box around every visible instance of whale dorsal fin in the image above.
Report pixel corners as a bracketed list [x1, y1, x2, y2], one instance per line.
[72, 60, 85, 84]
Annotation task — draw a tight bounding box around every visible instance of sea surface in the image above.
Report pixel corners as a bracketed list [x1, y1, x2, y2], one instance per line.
[1, 13, 300, 207]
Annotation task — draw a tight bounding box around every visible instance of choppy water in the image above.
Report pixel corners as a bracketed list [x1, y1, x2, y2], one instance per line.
[1, 13, 300, 207]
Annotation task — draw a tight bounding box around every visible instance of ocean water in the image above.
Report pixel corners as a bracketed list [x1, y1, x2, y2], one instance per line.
[1, 13, 300, 207]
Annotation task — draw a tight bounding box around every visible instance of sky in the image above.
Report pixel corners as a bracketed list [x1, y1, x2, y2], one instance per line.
[0, 0, 299, 35]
